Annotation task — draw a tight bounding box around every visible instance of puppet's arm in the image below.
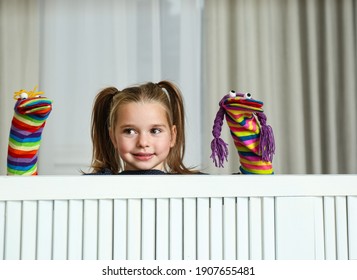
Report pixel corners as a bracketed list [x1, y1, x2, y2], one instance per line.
[211, 90, 275, 174]
[7, 87, 52, 175]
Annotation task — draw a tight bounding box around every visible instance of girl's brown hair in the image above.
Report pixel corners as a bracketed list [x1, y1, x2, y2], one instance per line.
[90, 81, 197, 174]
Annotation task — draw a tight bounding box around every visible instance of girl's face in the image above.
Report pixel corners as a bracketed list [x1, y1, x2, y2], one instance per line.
[110, 102, 176, 171]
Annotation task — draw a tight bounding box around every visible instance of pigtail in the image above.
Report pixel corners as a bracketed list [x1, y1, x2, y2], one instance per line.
[157, 81, 195, 174]
[91, 87, 118, 174]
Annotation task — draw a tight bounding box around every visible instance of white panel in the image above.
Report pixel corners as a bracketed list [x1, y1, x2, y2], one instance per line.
[169, 198, 183, 260]
[36, 201, 53, 260]
[53, 200, 68, 260]
[236, 197, 249, 260]
[141, 199, 155, 260]
[197, 198, 209, 260]
[113, 199, 127, 260]
[249, 197, 262, 260]
[347, 196, 357, 260]
[223, 197, 236, 260]
[313, 197, 325, 259]
[127, 199, 141, 260]
[3, 176, 357, 201]
[156, 198, 169, 260]
[83, 200, 98, 260]
[98, 199, 113, 260]
[4, 202, 22, 260]
[0, 202, 5, 260]
[210, 198, 223, 260]
[68, 200, 83, 260]
[275, 197, 317, 259]
[2, 176, 357, 262]
[262, 197, 275, 260]
[183, 198, 196, 260]
[324, 197, 337, 259]
[335, 197, 348, 260]
[21, 201, 37, 260]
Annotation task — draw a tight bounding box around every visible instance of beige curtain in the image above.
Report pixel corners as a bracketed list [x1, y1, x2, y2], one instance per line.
[202, 0, 357, 174]
[0, 0, 40, 175]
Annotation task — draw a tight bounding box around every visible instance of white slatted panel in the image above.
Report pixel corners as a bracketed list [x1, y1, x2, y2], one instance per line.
[323, 197, 337, 259]
[21, 201, 37, 260]
[348, 196, 357, 260]
[4, 202, 21, 260]
[141, 198, 155, 260]
[169, 198, 183, 260]
[127, 199, 141, 260]
[156, 198, 169, 260]
[82, 200, 98, 260]
[223, 197, 236, 260]
[183, 198, 196, 259]
[275, 197, 319, 259]
[98, 199, 113, 260]
[113, 199, 127, 260]
[335, 196, 348, 259]
[249, 197, 262, 260]
[53, 200, 68, 260]
[210, 198, 223, 259]
[36, 201, 53, 260]
[0, 202, 5, 260]
[1, 177, 356, 261]
[236, 197, 249, 259]
[67, 200, 83, 260]
[313, 197, 325, 259]
[262, 197, 275, 260]
[196, 198, 209, 259]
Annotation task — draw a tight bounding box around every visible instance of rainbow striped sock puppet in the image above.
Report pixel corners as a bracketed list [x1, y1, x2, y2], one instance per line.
[7, 87, 52, 175]
[211, 90, 275, 174]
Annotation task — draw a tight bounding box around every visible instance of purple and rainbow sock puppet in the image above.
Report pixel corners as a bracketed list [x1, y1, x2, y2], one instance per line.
[211, 90, 275, 174]
[7, 87, 52, 175]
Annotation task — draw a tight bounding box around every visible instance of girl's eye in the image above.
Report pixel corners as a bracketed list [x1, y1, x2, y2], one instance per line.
[151, 128, 162, 134]
[123, 128, 136, 135]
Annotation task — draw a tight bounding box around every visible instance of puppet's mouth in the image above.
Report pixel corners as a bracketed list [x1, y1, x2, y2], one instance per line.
[17, 98, 52, 116]
[224, 97, 264, 112]
[222, 100, 263, 112]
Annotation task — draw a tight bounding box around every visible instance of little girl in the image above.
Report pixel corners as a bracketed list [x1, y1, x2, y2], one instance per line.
[89, 80, 199, 175]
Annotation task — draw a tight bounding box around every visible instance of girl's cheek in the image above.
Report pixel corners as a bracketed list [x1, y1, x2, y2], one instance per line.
[117, 138, 131, 151]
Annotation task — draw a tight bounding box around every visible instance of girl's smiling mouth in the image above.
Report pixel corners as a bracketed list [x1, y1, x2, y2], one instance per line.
[133, 153, 154, 161]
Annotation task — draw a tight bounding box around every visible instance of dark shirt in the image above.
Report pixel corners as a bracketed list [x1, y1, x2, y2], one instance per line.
[86, 168, 208, 175]
[87, 169, 168, 175]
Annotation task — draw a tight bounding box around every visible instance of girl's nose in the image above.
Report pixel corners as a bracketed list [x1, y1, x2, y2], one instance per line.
[137, 132, 150, 147]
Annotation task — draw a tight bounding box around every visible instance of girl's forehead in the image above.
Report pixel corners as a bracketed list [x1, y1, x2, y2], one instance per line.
[116, 102, 170, 124]
[118, 101, 166, 112]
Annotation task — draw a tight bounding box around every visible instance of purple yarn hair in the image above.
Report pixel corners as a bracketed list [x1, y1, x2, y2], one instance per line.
[210, 106, 229, 167]
[256, 112, 275, 162]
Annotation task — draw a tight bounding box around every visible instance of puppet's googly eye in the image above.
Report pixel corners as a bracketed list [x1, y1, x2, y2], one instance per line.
[229, 90, 236, 97]
[35, 95, 42, 98]
[20, 92, 28, 99]
[244, 93, 252, 99]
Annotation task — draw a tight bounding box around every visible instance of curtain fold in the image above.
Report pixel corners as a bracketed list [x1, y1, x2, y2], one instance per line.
[203, 0, 357, 174]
